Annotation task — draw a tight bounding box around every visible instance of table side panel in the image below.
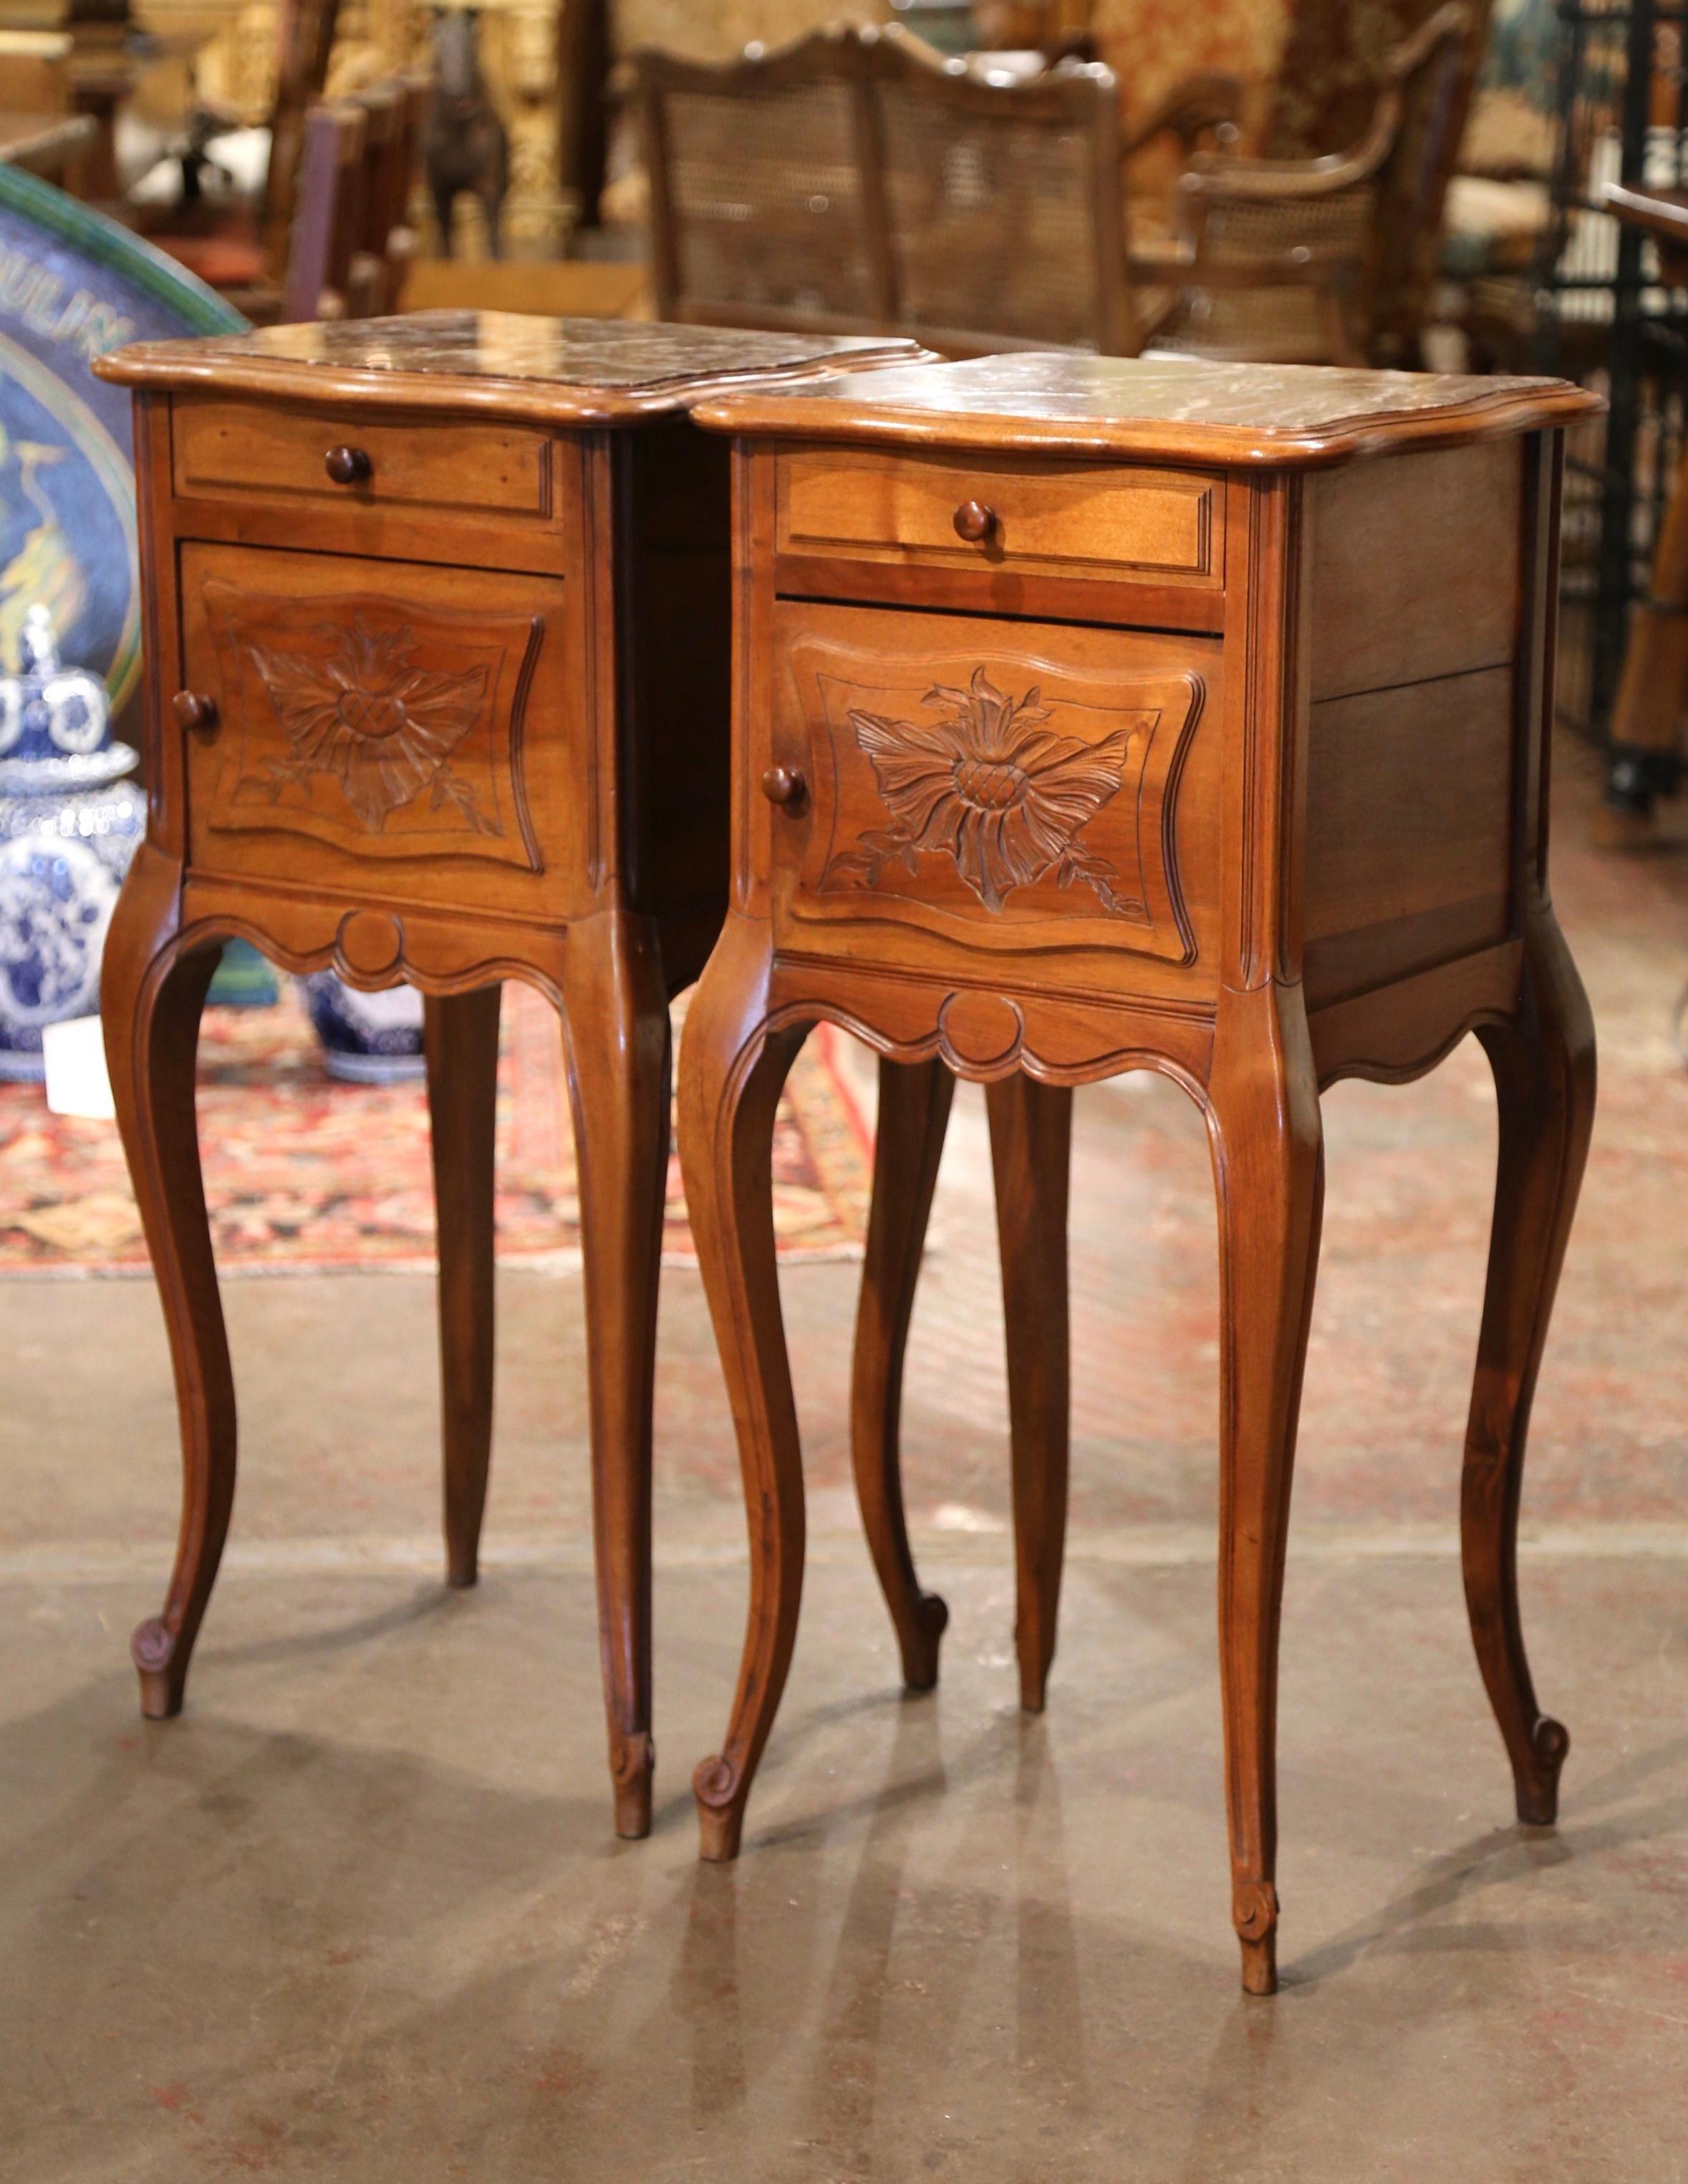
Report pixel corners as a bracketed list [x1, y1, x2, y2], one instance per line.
[1301, 435, 1528, 1013]
[1307, 439, 1522, 702]
[1301, 663, 1515, 1009]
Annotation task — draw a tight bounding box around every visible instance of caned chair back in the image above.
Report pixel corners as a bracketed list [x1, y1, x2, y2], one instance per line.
[867, 24, 1132, 354]
[636, 23, 1138, 354]
[637, 29, 885, 333]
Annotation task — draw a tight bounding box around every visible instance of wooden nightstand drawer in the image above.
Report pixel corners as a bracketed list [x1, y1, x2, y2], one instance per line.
[776, 448, 1223, 585]
[762, 601, 1222, 997]
[176, 541, 584, 916]
[173, 398, 553, 519]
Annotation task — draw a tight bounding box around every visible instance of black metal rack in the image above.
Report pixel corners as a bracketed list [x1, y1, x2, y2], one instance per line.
[1520, 0, 1688, 800]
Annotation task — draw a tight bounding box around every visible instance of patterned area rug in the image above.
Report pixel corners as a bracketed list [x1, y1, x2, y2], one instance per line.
[0, 982, 872, 1275]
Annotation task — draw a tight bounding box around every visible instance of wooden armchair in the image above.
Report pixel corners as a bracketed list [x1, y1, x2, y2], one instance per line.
[635, 22, 1139, 355]
[1131, 1, 1478, 364]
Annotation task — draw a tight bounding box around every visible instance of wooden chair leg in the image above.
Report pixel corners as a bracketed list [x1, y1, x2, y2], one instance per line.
[1205, 982, 1323, 1996]
[850, 1055, 954, 1691]
[101, 844, 232, 1721]
[1463, 905, 1596, 1827]
[424, 985, 502, 1590]
[680, 921, 809, 1863]
[560, 912, 672, 1840]
[986, 1073, 1074, 1715]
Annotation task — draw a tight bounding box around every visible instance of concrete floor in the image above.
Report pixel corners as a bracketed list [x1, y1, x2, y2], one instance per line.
[3, 743, 1687, 2180]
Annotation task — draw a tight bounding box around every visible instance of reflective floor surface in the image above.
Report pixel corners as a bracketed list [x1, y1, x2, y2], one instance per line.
[2, 739, 1684, 2179]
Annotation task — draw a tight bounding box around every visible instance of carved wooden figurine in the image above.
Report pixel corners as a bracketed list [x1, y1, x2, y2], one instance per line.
[676, 352, 1601, 1993]
[92, 312, 920, 1840]
[424, 6, 510, 258]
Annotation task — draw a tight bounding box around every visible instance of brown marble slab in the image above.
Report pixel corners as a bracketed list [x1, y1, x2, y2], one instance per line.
[690, 352, 1605, 468]
[93, 311, 930, 425]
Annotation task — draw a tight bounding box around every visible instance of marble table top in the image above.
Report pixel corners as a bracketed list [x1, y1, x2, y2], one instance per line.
[690, 351, 1606, 468]
[96, 318, 1604, 465]
[95, 311, 929, 425]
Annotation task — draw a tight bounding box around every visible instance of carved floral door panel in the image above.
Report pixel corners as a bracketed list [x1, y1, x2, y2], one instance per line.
[178, 543, 587, 918]
[765, 603, 1222, 997]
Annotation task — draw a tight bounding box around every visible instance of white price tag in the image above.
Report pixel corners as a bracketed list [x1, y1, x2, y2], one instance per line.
[42, 1015, 116, 1121]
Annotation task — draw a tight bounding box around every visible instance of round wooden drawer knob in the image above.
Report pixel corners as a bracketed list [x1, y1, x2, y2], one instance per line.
[761, 765, 806, 809]
[324, 445, 373, 485]
[952, 498, 997, 543]
[172, 690, 218, 732]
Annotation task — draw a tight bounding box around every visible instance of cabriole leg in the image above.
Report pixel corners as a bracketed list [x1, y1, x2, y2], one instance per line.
[1462, 907, 1596, 1825]
[680, 920, 809, 1862]
[561, 912, 672, 1840]
[425, 985, 502, 1590]
[851, 1055, 954, 1691]
[102, 846, 232, 1720]
[986, 1074, 1073, 1715]
[1205, 983, 1323, 1995]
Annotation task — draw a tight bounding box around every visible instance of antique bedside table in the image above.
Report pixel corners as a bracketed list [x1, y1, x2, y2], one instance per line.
[676, 353, 1602, 1991]
[91, 313, 921, 1840]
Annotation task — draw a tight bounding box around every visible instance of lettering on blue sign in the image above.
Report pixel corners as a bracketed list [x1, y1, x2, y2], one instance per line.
[0, 243, 135, 358]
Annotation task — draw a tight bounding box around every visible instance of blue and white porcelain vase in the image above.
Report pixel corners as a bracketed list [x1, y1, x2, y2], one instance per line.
[299, 972, 426, 1085]
[0, 604, 143, 1081]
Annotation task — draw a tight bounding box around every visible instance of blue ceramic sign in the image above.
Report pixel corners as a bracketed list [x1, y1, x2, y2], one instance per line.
[0, 164, 241, 740]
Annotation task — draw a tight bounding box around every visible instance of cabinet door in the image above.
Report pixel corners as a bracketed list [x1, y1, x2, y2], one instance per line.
[764, 601, 1222, 1002]
[178, 542, 586, 919]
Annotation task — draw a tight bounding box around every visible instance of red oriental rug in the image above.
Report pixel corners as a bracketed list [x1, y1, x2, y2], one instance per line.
[0, 982, 872, 1275]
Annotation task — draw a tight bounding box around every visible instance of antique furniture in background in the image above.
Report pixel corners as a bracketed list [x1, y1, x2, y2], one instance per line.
[141, 0, 343, 304]
[1259, 0, 1492, 161]
[422, 2, 508, 256]
[92, 311, 920, 1839]
[137, 0, 569, 253]
[7, 0, 140, 203]
[342, 74, 426, 314]
[636, 11, 1479, 369]
[280, 80, 428, 325]
[1461, 0, 1688, 770]
[1134, 1, 1479, 365]
[636, 24, 1138, 356]
[279, 98, 366, 322]
[677, 350, 1600, 1994]
[150, 72, 424, 328]
[1595, 180, 1688, 836]
[559, 0, 609, 226]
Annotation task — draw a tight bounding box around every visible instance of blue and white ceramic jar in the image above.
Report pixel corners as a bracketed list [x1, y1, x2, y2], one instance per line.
[0, 604, 143, 1080]
[299, 972, 426, 1085]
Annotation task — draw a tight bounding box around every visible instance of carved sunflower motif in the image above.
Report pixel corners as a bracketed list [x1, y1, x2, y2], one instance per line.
[246, 614, 497, 835]
[828, 667, 1139, 914]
